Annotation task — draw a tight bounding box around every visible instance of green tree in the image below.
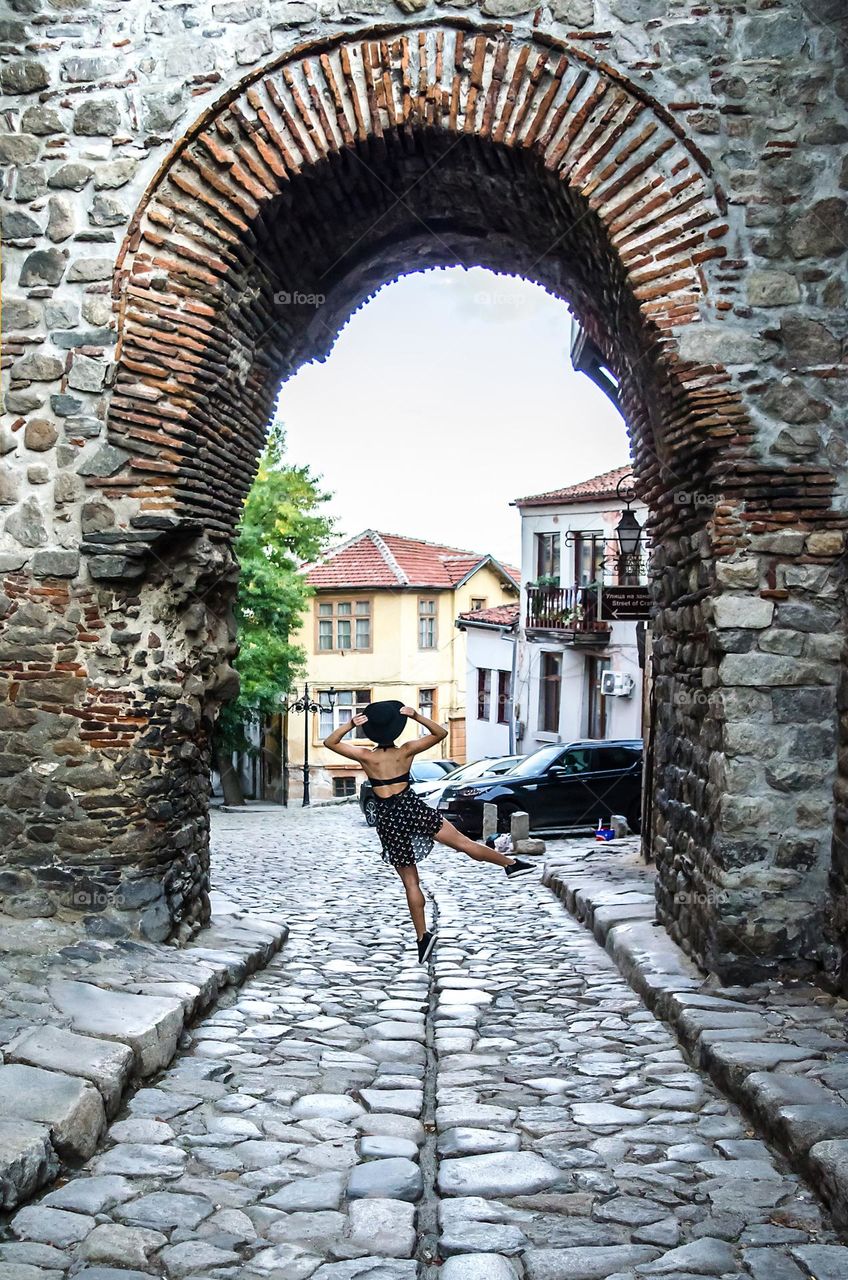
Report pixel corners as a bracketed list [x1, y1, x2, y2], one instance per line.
[215, 423, 334, 803]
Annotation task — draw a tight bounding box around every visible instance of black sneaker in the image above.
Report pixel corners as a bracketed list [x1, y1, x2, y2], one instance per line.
[417, 930, 436, 963]
[505, 858, 535, 879]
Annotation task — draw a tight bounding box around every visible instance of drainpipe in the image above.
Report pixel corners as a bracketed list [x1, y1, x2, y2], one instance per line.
[507, 624, 518, 755]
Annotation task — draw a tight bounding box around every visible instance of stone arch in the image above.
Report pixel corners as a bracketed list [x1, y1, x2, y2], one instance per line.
[3, 18, 846, 984]
[100, 20, 740, 558]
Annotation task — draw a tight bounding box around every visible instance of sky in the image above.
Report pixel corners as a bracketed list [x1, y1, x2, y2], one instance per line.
[274, 266, 630, 567]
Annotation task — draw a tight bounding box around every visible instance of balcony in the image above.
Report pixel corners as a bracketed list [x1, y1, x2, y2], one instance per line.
[524, 583, 611, 644]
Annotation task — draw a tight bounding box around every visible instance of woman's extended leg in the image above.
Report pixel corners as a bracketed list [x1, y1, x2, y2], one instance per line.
[434, 819, 517, 867]
[396, 863, 426, 938]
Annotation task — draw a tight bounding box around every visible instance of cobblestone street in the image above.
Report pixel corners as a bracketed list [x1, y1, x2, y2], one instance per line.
[4, 804, 848, 1279]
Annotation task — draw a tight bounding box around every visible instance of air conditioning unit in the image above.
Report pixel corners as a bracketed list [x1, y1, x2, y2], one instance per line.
[601, 671, 634, 698]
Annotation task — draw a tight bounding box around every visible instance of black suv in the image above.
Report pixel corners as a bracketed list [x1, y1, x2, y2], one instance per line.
[437, 740, 643, 837]
[359, 758, 458, 826]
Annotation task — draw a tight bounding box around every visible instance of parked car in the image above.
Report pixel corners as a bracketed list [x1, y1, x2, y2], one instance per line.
[359, 758, 458, 826]
[437, 740, 643, 837]
[416, 754, 526, 808]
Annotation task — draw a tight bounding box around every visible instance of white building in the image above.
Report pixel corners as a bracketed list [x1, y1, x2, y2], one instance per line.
[512, 465, 649, 753]
[455, 603, 519, 762]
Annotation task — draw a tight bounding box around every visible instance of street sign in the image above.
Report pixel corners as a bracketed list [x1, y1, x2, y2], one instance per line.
[600, 585, 652, 621]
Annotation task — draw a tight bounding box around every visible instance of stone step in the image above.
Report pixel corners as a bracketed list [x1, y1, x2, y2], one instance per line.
[0, 910, 289, 1214]
[183, 947, 251, 984]
[0, 1119, 59, 1211]
[5, 1025, 133, 1117]
[542, 854, 848, 1231]
[0, 1064, 106, 1160]
[47, 981, 185, 1079]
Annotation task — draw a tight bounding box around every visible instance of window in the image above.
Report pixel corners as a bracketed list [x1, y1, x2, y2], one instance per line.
[418, 687, 436, 731]
[411, 760, 449, 781]
[418, 598, 437, 649]
[316, 599, 372, 651]
[477, 668, 491, 720]
[535, 532, 561, 581]
[355, 600, 371, 649]
[558, 747, 593, 774]
[333, 777, 356, 797]
[471, 596, 486, 611]
[318, 602, 333, 650]
[319, 689, 372, 739]
[497, 670, 511, 725]
[443, 759, 503, 785]
[510, 744, 565, 776]
[586, 657, 610, 738]
[538, 652, 561, 733]
[573, 532, 605, 586]
[594, 745, 637, 771]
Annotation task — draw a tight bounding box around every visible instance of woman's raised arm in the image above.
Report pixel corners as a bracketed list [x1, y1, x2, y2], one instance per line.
[400, 706, 448, 756]
[323, 713, 370, 759]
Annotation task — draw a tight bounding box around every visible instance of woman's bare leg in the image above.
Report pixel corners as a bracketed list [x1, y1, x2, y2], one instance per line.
[434, 819, 516, 867]
[396, 863, 427, 938]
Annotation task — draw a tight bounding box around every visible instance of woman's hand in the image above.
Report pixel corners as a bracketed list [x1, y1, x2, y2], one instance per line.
[352, 713, 368, 726]
[400, 706, 417, 718]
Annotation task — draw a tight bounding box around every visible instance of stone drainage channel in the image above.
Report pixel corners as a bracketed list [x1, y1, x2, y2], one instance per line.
[2, 803, 848, 1279]
[415, 892, 441, 1280]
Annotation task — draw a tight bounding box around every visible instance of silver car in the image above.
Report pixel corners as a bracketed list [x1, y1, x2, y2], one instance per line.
[417, 755, 525, 808]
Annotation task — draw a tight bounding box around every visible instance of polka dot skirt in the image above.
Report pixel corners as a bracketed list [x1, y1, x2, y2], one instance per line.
[373, 787, 445, 867]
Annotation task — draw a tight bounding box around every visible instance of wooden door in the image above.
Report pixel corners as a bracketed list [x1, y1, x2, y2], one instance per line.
[449, 716, 466, 763]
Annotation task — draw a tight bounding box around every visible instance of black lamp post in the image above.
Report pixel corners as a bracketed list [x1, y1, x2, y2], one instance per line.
[616, 508, 642, 554]
[282, 684, 336, 807]
[615, 473, 642, 584]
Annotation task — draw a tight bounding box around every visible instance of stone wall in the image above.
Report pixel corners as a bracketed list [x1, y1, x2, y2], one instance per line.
[1, 0, 847, 977]
[0, 533, 238, 940]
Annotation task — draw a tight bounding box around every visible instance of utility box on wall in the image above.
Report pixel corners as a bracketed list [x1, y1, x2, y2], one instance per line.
[601, 671, 635, 698]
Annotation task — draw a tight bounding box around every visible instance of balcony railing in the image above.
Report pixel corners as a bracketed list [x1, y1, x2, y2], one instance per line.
[525, 583, 610, 635]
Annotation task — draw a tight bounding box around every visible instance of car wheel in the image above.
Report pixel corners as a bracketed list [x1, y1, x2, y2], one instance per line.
[364, 798, 378, 826]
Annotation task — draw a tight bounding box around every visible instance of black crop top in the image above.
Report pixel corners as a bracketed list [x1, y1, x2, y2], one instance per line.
[371, 772, 411, 789]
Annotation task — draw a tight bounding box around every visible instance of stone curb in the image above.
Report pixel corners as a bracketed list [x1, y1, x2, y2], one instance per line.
[0, 906, 288, 1212]
[542, 855, 848, 1231]
[217, 797, 358, 813]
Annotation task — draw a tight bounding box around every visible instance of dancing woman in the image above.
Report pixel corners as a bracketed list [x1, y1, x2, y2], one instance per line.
[324, 700, 534, 962]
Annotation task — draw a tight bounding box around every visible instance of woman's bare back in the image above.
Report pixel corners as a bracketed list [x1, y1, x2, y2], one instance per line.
[362, 744, 413, 796]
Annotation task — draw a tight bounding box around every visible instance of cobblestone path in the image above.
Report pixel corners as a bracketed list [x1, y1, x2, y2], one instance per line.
[4, 805, 848, 1279]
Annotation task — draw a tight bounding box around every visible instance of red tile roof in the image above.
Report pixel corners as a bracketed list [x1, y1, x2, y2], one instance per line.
[513, 465, 634, 508]
[458, 603, 520, 628]
[303, 530, 520, 589]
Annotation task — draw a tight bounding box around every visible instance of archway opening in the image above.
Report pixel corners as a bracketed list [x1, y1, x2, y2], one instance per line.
[218, 263, 636, 808]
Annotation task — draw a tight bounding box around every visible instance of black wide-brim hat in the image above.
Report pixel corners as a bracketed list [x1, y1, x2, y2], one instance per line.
[363, 699, 407, 745]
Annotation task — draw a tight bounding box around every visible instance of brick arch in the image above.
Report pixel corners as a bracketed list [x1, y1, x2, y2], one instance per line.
[58, 19, 841, 982]
[100, 20, 740, 568]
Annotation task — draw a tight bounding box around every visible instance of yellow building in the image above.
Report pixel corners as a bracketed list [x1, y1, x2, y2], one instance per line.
[287, 530, 519, 801]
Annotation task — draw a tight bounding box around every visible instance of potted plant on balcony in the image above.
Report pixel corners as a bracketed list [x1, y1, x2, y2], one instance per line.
[528, 574, 560, 624]
[560, 602, 585, 628]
